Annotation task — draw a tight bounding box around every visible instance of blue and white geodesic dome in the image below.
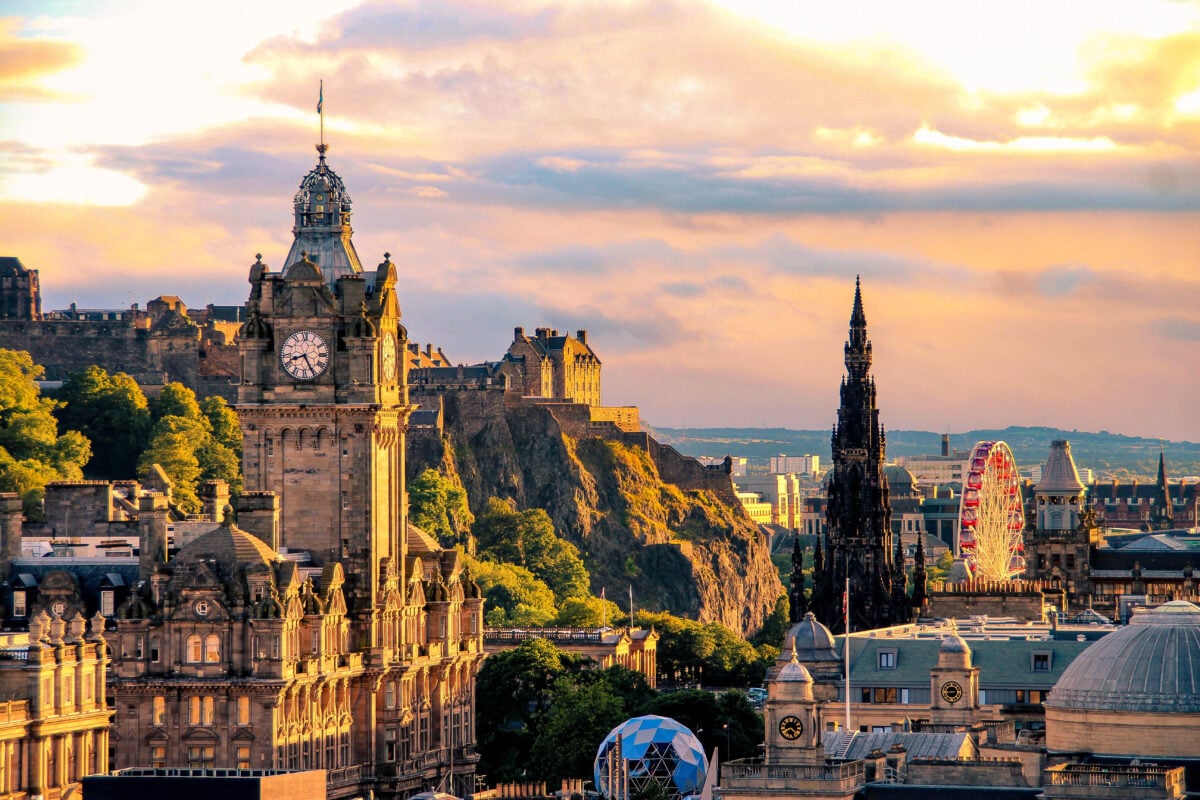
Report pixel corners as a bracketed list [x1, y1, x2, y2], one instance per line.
[593, 715, 708, 800]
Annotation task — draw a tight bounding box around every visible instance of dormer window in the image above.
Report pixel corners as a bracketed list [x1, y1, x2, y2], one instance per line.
[100, 590, 114, 617]
[12, 591, 25, 617]
[878, 650, 897, 670]
[1032, 651, 1052, 672]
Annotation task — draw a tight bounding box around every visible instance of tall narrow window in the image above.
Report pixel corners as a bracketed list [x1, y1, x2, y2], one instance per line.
[11, 591, 24, 617]
[204, 634, 220, 663]
[202, 696, 214, 725]
[236, 746, 251, 770]
[189, 696, 201, 725]
[100, 590, 114, 617]
[153, 696, 166, 725]
[186, 635, 202, 663]
[237, 696, 250, 726]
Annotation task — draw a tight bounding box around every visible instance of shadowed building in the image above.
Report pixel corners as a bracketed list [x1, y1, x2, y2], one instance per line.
[810, 279, 913, 633]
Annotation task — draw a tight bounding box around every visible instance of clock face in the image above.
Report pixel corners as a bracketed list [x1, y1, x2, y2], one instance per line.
[381, 331, 397, 382]
[941, 681, 964, 704]
[194, 600, 210, 617]
[778, 715, 804, 740]
[280, 330, 330, 380]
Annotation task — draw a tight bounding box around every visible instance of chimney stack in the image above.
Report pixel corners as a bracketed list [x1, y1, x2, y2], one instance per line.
[138, 493, 170, 581]
[237, 492, 280, 551]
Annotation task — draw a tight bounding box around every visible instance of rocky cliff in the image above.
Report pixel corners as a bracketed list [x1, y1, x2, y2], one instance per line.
[409, 389, 782, 635]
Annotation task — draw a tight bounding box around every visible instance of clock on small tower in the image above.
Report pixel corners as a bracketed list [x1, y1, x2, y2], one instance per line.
[778, 715, 804, 740]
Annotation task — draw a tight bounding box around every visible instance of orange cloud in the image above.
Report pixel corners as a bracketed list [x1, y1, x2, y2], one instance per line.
[0, 18, 82, 101]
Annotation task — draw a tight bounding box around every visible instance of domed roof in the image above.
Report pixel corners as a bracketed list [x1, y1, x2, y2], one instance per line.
[1046, 601, 1200, 713]
[777, 657, 813, 683]
[174, 524, 281, 568]
[782, 612, 841, 662]
[940, 634, 970, 654]
[884, 464, 918, 489]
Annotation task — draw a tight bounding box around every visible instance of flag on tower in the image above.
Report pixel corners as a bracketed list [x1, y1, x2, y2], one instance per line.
[317, 81, 324, 114]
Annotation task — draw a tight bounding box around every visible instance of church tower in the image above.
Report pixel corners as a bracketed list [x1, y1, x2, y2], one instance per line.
[1152, 451, 1175, 531]
[810, 278, 910, 633]
[237, 145, 412, 637]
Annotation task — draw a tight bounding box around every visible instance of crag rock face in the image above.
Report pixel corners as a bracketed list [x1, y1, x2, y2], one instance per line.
[412, 391, 781, 636]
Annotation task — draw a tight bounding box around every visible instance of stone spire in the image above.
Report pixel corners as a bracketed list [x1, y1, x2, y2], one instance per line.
[1154, 450, 1175, 530]
[810, 278, 909, 633]
[788, 536, 807, 623]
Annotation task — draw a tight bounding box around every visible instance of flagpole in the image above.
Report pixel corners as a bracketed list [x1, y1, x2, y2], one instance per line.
[318, 79, 325, 148]
[844, 576, 851, 733]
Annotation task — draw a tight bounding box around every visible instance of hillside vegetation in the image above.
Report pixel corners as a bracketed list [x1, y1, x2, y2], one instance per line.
[409, 396, 782, 635]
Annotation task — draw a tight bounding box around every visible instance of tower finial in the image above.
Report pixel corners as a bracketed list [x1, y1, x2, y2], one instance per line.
[316, 79, 326, 156]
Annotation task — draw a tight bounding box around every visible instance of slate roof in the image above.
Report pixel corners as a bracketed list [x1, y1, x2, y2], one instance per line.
[1091, 548, 1200, 572]
[1034, 440, 1083, 493]
[843, 635, 1093, 691]
[821, 730, 974, 761]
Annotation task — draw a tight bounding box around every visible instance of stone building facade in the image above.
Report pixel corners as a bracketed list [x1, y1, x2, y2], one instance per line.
[0, 588, 111, 800]
[506, 327, 601, 406]
[0, 144, 487, 799]
[0, 270, 241, 402]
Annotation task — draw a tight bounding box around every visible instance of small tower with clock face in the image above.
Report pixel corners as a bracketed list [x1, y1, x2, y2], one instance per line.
[930, 633, 980, 726]
[236, 146, 412, 638]
[764, 642, 824, 765]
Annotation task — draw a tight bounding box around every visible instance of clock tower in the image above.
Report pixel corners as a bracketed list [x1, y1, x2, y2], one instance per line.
[929, 633, 981, 726]
[237, 145, 412, 634]
[764, 647, 823, 765]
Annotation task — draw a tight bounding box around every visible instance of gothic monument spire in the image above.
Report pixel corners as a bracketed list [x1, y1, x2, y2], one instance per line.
[810, 277, 913, 632]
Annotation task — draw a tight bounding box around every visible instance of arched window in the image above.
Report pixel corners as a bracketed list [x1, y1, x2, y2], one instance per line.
[204, 634, 220, 663]
[186, 634, 202, 663]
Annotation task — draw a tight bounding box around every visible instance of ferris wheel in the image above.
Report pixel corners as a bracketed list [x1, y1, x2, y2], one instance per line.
[958, 440, 1026, 580]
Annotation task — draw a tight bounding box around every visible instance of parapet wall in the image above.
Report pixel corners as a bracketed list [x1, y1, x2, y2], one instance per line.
[617, 432, 740, 507]
[907, 757, 1027, 788]
[926, 579, 1068, 622]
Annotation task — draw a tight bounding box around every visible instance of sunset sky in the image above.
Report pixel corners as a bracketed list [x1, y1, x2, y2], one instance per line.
[2, 0, 1198, 443]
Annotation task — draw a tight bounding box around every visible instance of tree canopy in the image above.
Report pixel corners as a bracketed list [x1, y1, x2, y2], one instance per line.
[54, 365, 150, 478]
[408, 468, 471, 546]
[0, 350, 92, 516]
[138, 382, 241, 512]
[474, 497, 590, 603]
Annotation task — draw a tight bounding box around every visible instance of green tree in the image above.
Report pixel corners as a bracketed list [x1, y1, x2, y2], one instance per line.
[638, 688, 762, 761]
[53, 365, 150, 478]
[138, 429, 202, 513]
[474, 498, 590, 602]
[150, 381, 203, 421]
[0, 350, 92, 516]
[408, 468, 471, 545]
[200, 395, 241, 454]
[927, 551, 955, 584]
[555, 594, 623, 627]
[467, 556, 558, 627]
[475, 638, 585, 781]
[751, 594, 791, 648]
[529, 675, 626, 783]
[140, 384, 243, 509]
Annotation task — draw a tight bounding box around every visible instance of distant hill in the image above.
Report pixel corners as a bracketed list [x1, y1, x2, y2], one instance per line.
[645, 425, 1200, 481]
